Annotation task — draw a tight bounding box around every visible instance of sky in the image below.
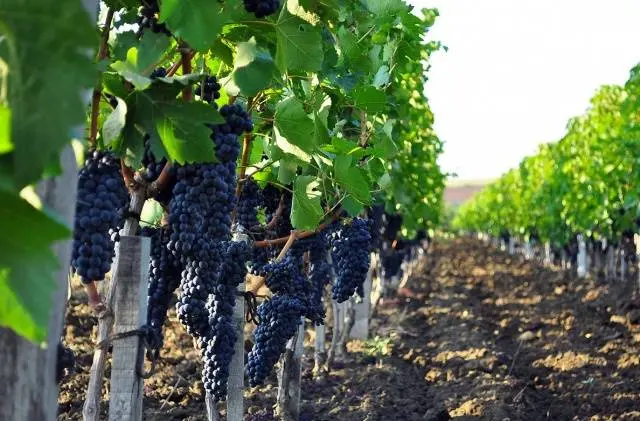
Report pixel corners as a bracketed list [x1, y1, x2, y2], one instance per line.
[407, 0, 640, 181]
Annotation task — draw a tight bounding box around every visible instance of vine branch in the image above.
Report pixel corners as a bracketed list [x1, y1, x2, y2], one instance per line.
[88, 7, 115, 147]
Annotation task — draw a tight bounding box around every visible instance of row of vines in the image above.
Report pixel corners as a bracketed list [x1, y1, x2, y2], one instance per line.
[0, 0, 445, 419]
[453, 63, 640, 258]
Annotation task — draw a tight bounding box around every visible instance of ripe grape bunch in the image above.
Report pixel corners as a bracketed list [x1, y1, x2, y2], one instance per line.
[307, 235, 331, 325]
[236, 179, 261, 231]
[141, 226, 182, 349]
[169, 103, 254, 401]
[326, 218, 372, 302]
[247, 294, 306, 386]
[71, 150, 129, 283]
[243, 0, 280, 18]
[196, 76, 222, 106]
[201, 239, 251, 400]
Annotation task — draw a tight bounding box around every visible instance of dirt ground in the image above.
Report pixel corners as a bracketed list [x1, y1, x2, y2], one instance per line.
[58, 237, 640, 420]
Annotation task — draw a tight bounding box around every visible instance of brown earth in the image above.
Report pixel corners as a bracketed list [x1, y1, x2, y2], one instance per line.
[58, 238, 640, 420]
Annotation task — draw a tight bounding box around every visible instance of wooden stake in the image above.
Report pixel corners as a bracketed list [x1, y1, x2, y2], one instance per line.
[0, 145, 79, 421]
[350, 257, 374, 340]
[275, 320, 304, 421]
[108, 235, 151, 421]
[84, 190, 146, 421]
[226, 277, 246, 421]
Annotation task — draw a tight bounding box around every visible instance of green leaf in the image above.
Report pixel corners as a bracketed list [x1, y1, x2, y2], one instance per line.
[129, 91, 223, 163]
[111, 59, 152, 91]
[274, 97, 316, 153]
[0, 105, 13, 154]
[334, 155, 372, 205]
[373, 65, 390, 88]
[275, 7, 323, 72]
[363, 0, 407, 17]
[110, 30, 138, 62]
[160, 0, 228, 52]
[137, 31, 171, 73]
[313, 113, 330, 146]
[102, 98, 127, 146]
[277, 157, 298, 185]
[0, 0, 96, 187]
[0, 192, 70, 342]
[353, 86, 386, 113]
[291, 176, 323, 230]
[342, 196, 364, 217]
[231, 38, 277, 97]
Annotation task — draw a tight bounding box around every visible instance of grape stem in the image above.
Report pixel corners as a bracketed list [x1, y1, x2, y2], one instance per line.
[181, 50, 193, 101]
[231, 97, 256, 223]
[121, 161, 136, 191]
[262, 194, 286, 230]
[166, 51, 193, 77]
[88, 7, 115, 147]
[148, 162, 173, 197]
[253, 211, 341, 248]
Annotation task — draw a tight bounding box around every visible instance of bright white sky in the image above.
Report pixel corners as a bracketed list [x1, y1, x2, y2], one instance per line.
[408, 0, 640, 181]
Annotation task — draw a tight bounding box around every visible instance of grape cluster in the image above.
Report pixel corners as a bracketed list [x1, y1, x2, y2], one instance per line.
[243, 0, 281, 18]
[247, 294, 306, 386]
[201, 240, 251, 400]
[141, 134, 168, 183]
[196, 76, 222, 106]
[326, 218, 372, 302]
[168, 104, 254, 401]
[71, 150, 129, 283]
[237, 179, 262, 231]
[141, 226, 181, 347]
[307, 235, 331, 325]
[138, 0, 171, 36]
[367, 204, 385, 251]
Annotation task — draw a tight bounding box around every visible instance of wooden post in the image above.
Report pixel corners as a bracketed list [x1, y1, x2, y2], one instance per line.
[635, 234, 640, 291]
[543, 242, 551, 266]
[226, 276, 246, 421]
[84, 191, 146, 421]
[108, 235, 150, 421]
[620, 248, 627, 280]
[325, 300, 342, 370]
[275, 320, 304, 421]
[577, 235, 587, 278]
[0, 146, 79, 421]
[508, 237, 515, 255]
[313, 323, 326, 377]
[350, 255, 374, 339]
[337, 298, 355, 355]
[605, 246, 616, 281]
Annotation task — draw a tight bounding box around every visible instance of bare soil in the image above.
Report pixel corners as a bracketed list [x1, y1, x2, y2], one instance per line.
[58, 237, 640, 420]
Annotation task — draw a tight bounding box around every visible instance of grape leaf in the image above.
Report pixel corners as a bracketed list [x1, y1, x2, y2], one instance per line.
[0, 192, 70, 342]
[129, 92, 222, 163]
[291, 176, 323, 230]
[160, 0, 228, 52]
[274, 97, 315, 153]
[0, 0, 96, 187]
[275, 7, 323, 72]
[0, 105, 12, 154]
[102, 98, 127, 146]
[334, 155, 372, 205]
[353, 86, 386, 113]
[363, 0, 407, 17]
[137, 31, 171, 74]
[231, 38, 277, 97]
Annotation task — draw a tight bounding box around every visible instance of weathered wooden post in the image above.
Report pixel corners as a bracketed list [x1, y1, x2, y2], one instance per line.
[225, 228, 249, 421]
[84, 191, 146, 421]
[108, 235, 151, 421]
[350, 254, 375, 339]
[0, 146, 79, 421]
[276, 319, 304, 421]
[577, 235, 587, 278]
